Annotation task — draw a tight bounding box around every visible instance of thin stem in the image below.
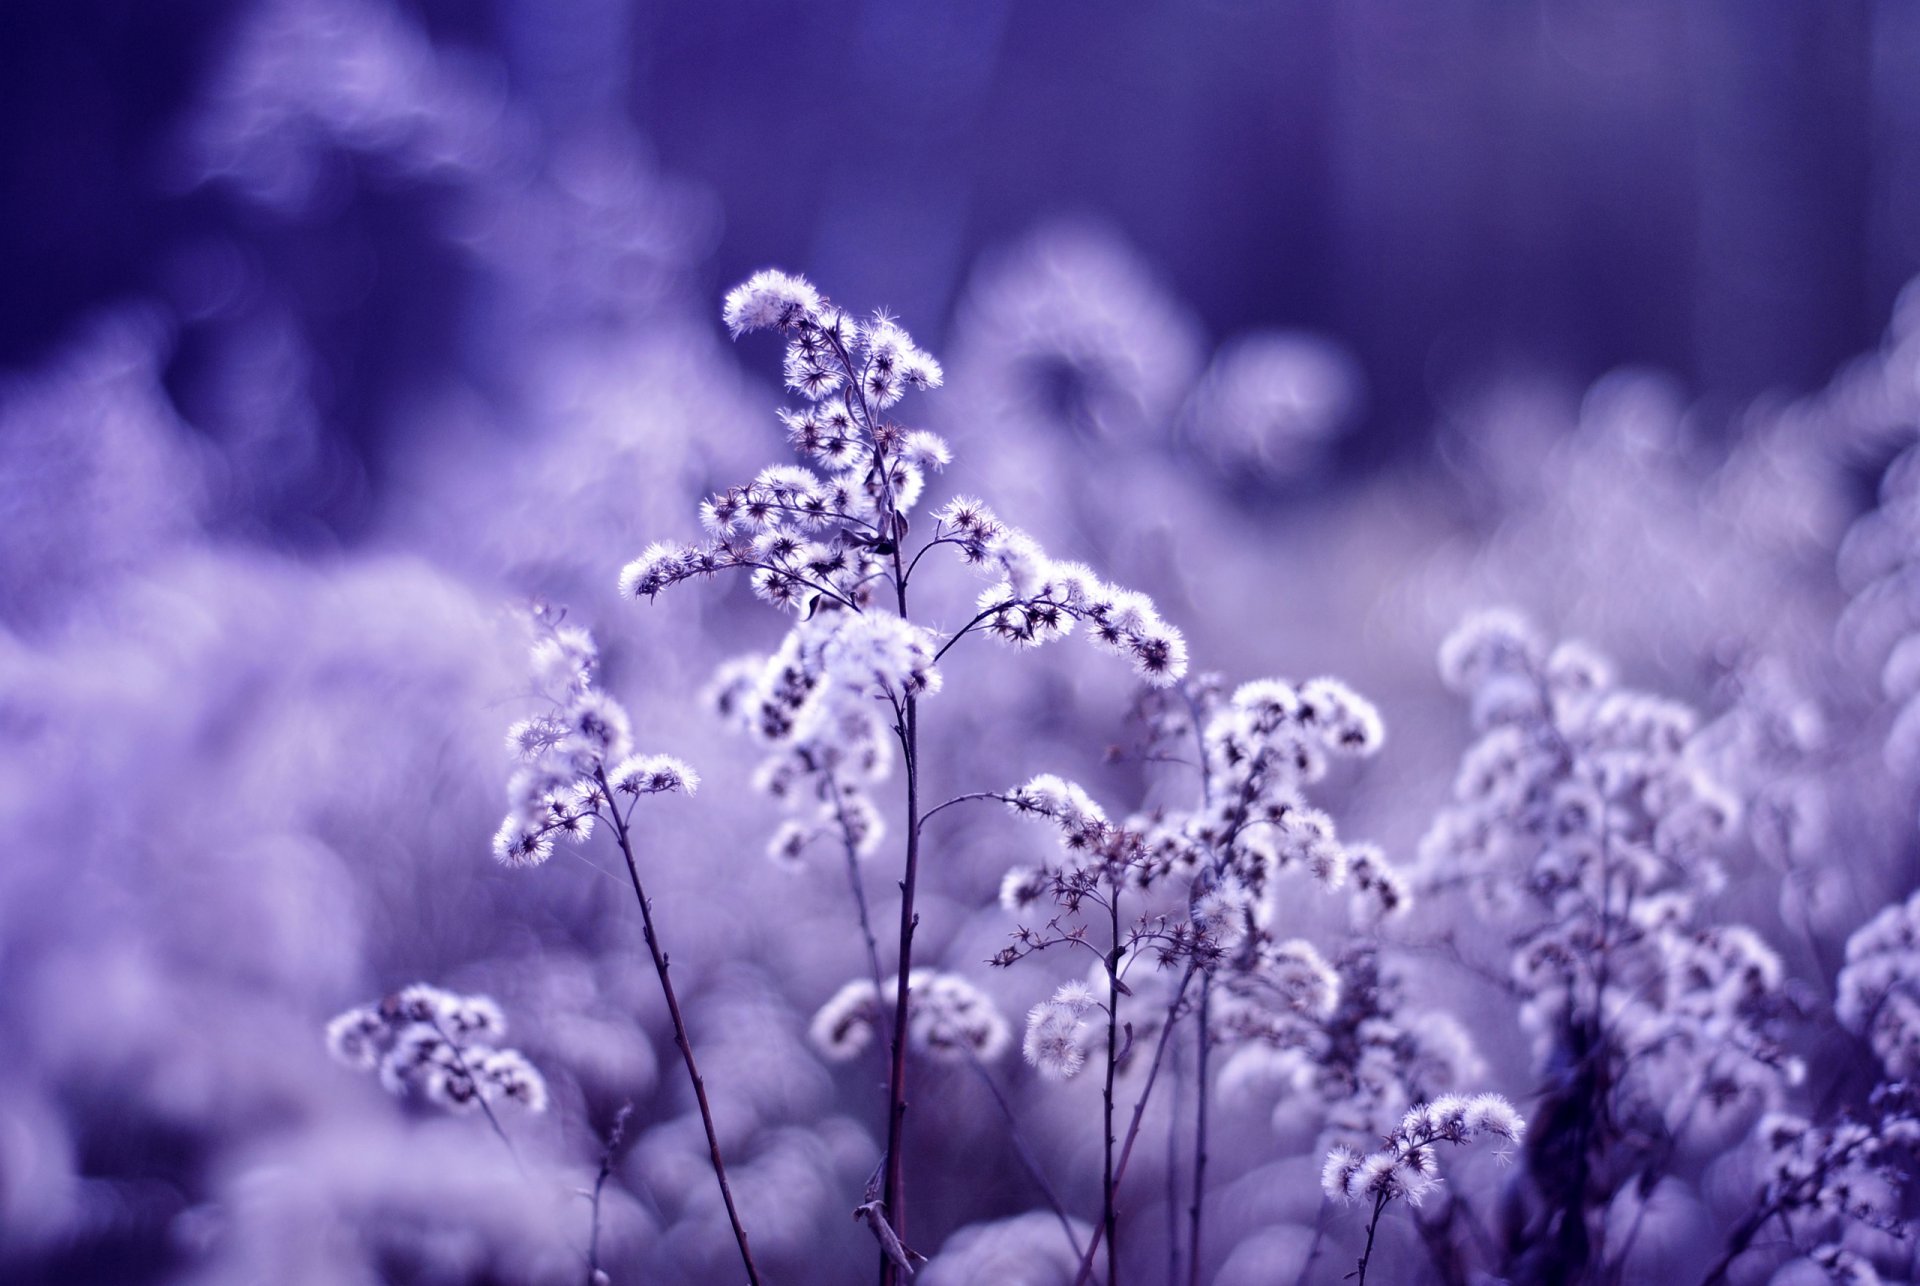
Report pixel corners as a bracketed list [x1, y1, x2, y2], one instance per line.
[1697, 1207, 1769, 1286]
[427, 1016, 526, 1177]
[1292, 1201, 1331, 1286]
[900, 528, 962, 589]
[586, 1103, 633, 1286]
[826, 769, 891, 1035]
[1166, 1036, 1183, 1286]
[1103, 893, 1122, 1286]
[1356, 1189, 1391, 1286]
[711, 555, 864, 614]
[1186, 974, 1211, 1286]
[1071, 963, 1198, 1286]
[879, 537, 923, 1285]
[932, 604, 1010, 663]
[967, 1057, 1085, 1260]
[916, 790, 1015, 838]
[596, 773, 763, 1286]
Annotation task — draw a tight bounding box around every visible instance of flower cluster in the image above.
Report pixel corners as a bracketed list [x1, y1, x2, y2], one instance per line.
[996, 673, 1399, 1167]
[326, 984, 549, 1114]
[809, 970, 1010, 1064]
[1836, 887, 1920, 1077]
[1321, 1093, 1525, 1207]
[1733, 1085, 1920, 1280]
[1421, 611, 1807, 1278]
[998, 674, 1391, 953]
[492, 615, 697, 869]
[936, 496, 1188, 686]
[1420, 612, 1791, 1083]
[1022, 979, 1102, 1080]
[622, 271, 948, 616]
[709, 609, 945, 875]
[1218, 949, 1484, 1154]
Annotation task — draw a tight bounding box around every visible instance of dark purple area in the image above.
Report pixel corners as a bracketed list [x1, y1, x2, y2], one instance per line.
[3, 2, 1910, 499]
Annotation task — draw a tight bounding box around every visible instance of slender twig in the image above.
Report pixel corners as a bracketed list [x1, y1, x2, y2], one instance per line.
[933, 603, 1013, 664]
[1186, 973, 1212, 1286]
[595, 771, 763, 1285]
[878, 398, 925, 1282]
[1103, 892, 1123, 1286]
[586, 1103, 633, 1286]
[826, 768, 891, 1034]
[1166, 1033, 1183, 1286]
[915, 790, 1015, 836]
[426, 1016, 526, 1177]
[879, 690, 922, 1286]
[900, 529, 963, 588]
[967, 1057, 1085, 1260]
[1355, 1188, 1391, 1285]
[1071, 963, 1198, 1286]
[1292, 1200, 1331, 1286]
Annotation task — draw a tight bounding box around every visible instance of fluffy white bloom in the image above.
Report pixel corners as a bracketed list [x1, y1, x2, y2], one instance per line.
[609, 753, 700, 797]
[809, 971, 1011, 1064]
[494, 619, 697, 871]
[823, 613, 943, 701]
[1022, 998, 1090, 1080]
[1837, 888, 1920, 1077]
[723, 269, 821, 336]
[1323, 1092, 1525, 1208]
[324, 986, 546, 1118]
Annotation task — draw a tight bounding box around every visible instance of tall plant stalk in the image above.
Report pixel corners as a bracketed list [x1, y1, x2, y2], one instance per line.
[597, 769, 763, 1286]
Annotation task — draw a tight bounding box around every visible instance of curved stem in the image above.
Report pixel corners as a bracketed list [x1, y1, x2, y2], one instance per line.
[597, 773, 763, 1285]
[427, 1017, 525, 1177]
[932, 604, 1008, 664]
[900, 529, 961, 590]
[586, 1103, 632, 1286]
[916, 790, 1014, 837]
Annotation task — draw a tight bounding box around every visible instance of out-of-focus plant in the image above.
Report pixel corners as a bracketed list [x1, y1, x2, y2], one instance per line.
[487, 610, 762, 1282]
[326, 984, 549, 1138]
[1416, 612, 1804, 1282]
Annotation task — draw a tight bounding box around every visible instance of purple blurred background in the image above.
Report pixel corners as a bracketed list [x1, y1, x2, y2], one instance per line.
[6, 3, 1920, 1283]
[7, 0, 1916, 529]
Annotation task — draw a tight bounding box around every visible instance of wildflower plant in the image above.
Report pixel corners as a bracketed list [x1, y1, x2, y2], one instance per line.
[490, 608, 762, 1283]
[326, 983, 551, 1123]
[616, 269, 1189, 1281]
[1321, 1093, 1526, 1286]
[1418, 611, 1803, 1281]
[986, 669, 1397, 1284]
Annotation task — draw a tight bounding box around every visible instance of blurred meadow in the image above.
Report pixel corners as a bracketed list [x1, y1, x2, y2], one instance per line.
[4, 3, 1920, 1284]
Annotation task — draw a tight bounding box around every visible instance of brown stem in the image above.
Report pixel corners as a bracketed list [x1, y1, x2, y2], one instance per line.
[598, 773, 763, 1285]
[1697, 1204, 1773, 1286]
[426, 1015, 524, 1176]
